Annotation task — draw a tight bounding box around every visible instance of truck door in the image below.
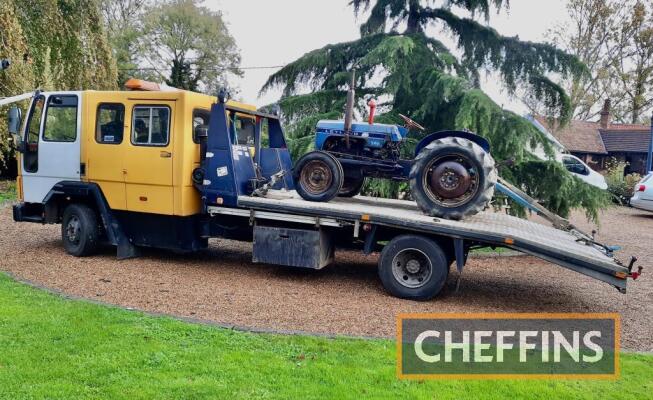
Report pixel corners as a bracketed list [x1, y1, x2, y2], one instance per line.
[21, 93, 81, 203]
[87, 101, 128, 210]
[123, 102, 174, 215]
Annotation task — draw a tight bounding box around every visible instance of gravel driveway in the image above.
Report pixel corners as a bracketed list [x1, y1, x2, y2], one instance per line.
[1, 205, 651, 351]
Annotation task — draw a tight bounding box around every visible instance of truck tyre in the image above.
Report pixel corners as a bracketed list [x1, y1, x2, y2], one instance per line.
[378, 234, 449, 300]
[410, 137, 496, 220]
[294, 151, 344, 202]
[338, 176, 365, 197]
[62, 204, 100, 257]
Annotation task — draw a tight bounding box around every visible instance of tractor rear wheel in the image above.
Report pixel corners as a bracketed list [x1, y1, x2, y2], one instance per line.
[294, 151, 344, 202]
[410, 137, 496, 220]
[338, 176, 365, 197]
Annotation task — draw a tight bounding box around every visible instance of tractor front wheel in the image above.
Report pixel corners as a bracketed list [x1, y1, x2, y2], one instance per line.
[410, 137, 496, 220]
[294, 151, 344, 202]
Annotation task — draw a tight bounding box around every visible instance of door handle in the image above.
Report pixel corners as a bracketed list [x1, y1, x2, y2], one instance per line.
[160, 151, 172, 158]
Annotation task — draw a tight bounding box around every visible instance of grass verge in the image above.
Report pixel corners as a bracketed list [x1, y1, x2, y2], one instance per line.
[0, 273, 651, 399]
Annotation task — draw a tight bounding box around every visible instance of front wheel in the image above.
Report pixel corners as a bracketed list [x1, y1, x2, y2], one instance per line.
[410, 137, 496, 220]
[378, 234, 450, 300]
[293, 151, 344, 202]
[62, 204, 101, 257]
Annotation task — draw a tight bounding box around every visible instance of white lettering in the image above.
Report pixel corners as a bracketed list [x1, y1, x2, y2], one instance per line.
[474, 331, 494, 362]
[414, 330, 440, 363]
[496, 331, 515, 362]
[583, 331, 603, 363]
[519, 331, 538, 362]
[553, 331, 580, 362]
[445, 331, 470, 362]
[542, 330, 549, 362]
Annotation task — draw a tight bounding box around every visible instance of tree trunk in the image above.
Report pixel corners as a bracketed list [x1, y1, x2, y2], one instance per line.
[405, 0, 421, 34]
[168, 58, 183, 89]
[632, 79, 645, 124]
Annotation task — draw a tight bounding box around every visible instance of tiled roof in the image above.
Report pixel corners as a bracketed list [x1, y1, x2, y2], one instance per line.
[534, 115, 653, 154]
[534, 116, 607, 154]
[603, 123, 650, 131]
[600, 129, 652, 153]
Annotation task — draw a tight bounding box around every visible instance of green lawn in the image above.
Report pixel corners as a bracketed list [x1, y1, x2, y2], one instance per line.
[469, 246, 512, 256]
[0, 273, 651, 399]
[0, 180, 16, 203]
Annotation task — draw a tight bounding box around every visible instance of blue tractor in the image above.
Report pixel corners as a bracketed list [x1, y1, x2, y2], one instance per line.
[293, 72, 497, 220]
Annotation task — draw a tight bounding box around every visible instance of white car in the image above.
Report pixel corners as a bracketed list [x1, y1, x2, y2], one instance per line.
[559, 154, 608, 190]
[630, 173, 653, 212]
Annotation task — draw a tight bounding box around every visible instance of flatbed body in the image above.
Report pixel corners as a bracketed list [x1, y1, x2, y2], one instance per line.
[205, 190, 629, 291]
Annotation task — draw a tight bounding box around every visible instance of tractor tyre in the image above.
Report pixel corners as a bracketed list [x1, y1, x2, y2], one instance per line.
[410, 137, 496, 220]
[338, 176, 365, 198]
[294, 151, 344, 202]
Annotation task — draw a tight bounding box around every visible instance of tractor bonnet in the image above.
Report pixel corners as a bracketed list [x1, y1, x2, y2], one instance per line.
[316, 120, 405, 146]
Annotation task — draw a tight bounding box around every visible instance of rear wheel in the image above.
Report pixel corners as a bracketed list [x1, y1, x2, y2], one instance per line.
[378, 234, 449, 300]
[410, 137, 496, 220]
[294, 151, 344, 202]
[62, 204, 100, 257]
[338, 176, 365, 197]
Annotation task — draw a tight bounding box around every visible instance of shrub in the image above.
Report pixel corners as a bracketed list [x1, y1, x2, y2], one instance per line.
[604, 158, 641, 205]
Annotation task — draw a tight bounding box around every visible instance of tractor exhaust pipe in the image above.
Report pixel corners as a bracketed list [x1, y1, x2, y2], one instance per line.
[343, 70, 355, 148]
[344, 71, 355, 132]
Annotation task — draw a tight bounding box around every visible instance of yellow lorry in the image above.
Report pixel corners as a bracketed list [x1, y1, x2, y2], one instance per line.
[4, 81, 640, 300]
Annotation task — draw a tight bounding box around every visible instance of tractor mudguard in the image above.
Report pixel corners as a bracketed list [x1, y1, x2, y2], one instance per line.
[414, 130, 490, 157]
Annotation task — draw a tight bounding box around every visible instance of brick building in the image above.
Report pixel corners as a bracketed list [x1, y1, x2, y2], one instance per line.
[534, 100, 652, 175]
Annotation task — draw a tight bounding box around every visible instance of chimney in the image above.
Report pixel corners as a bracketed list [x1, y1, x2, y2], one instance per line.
[600, 99, 611, 129]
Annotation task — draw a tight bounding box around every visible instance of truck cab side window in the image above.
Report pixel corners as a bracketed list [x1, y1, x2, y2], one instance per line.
[193, 109, 210, 144]
[23, 95, 45, 173]
[227, 112, 256, 146]
[132, 106, 170, 146]
[43, 95, 78, 142]
[96, 104, 125, 144]
[236, 117, 255, 146]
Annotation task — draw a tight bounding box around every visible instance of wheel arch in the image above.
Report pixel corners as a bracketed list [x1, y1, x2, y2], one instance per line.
[414, 130, 490, 157]
[42, 181, 136, 258]
[43, 182, 98, 223]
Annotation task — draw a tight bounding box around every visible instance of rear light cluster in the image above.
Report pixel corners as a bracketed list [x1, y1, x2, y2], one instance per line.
[637, 185, 646, 192]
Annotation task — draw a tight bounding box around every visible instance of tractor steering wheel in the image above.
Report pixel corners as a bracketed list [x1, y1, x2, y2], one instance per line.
[399, 113, 426, 132]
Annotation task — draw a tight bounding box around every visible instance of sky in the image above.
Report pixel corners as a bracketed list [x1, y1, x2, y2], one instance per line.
[206, 0, 569, 115]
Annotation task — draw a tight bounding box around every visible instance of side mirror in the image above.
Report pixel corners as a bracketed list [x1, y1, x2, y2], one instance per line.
[195, 125, 209, 162]
[7, 106, 25, 153]
[194, 125, 209, 141]
[8, 106, 22, 135]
